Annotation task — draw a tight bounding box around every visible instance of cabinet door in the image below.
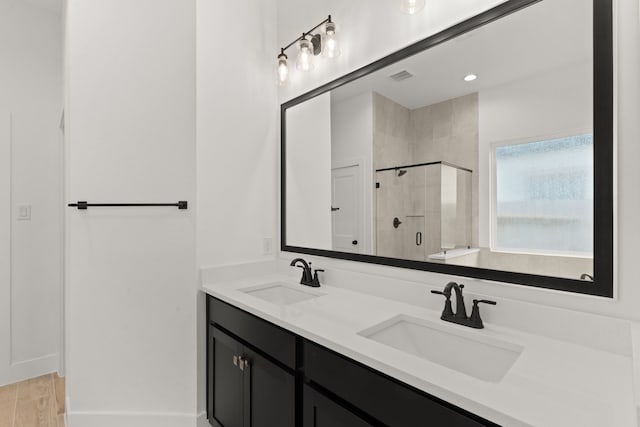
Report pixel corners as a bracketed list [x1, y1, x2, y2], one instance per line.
[303, 385, 373, 427]
[209, 327, 244, 427]
[245, 347, 295, 427]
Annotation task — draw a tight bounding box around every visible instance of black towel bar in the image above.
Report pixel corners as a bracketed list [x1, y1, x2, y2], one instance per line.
[68, 201, 188, 210]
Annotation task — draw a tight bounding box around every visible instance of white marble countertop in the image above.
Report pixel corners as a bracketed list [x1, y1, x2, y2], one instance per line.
[202, 273, 637, 427]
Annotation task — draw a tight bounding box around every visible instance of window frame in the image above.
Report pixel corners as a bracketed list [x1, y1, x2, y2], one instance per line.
[489, 129, 595, 258]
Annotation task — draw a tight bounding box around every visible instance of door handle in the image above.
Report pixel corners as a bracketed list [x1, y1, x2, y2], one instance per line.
[331, 206, 340, 212]
[416, 232, 422, 246]
[393, 217, 402, 228]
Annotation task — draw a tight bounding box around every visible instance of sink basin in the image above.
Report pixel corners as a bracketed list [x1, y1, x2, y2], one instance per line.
[240, 282, 325, 305]
[359, 315, 523, 382]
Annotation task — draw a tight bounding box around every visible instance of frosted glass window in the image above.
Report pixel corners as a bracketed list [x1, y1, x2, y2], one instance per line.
[494, 134, 593, 255]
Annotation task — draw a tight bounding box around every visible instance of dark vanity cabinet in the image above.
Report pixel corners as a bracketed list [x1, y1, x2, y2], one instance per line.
[303, 384, 373, 427]
[304, 340, 491, 427]
[207, 298, 296, 427]
[207, 296, 498, 427]
[209, 327, 244, 427]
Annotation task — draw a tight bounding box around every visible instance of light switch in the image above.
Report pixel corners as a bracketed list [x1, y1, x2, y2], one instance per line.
[17, 205, 31, 221]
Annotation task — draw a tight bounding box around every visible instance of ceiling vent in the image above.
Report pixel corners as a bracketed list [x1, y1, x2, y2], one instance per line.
[388, 70, 414, 82]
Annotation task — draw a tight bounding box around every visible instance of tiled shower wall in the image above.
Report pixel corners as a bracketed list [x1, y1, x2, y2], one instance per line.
[372, 92, 479, 247]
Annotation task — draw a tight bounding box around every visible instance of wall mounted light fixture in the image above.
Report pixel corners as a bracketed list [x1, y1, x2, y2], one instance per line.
[400, 0, 426, 15]
[277, 15, 341, 86]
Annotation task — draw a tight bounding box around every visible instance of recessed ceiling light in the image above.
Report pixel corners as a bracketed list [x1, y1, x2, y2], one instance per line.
[464, 74, 478, 82]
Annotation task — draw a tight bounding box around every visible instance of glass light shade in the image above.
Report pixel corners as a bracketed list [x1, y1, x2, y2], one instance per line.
[277, 53, 289, 86]
[296, 37, 314, 72]
[322, 22, 341, 58]
[400, 0, 426, 15]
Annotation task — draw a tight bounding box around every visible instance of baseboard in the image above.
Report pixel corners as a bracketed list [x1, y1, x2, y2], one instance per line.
[0, 353, 59, 386]
[66, 411, 204, 427]
[197, 411, 209, 427]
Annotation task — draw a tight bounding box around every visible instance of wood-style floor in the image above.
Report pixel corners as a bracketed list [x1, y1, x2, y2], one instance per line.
[0, 374, 64, 427]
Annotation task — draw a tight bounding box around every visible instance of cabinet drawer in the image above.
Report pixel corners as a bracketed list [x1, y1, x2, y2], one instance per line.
[304, 340, 497, 427]
[209, 296, 296, 369]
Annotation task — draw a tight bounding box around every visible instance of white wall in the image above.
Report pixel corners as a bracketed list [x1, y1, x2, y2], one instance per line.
[0, 101, 9, 388]
[478, 61, 592, 247]
[0, 0, 62, 386]
[286, 93, 333, 249]
[196, 0, 278, 270]
[65, 1, 198, 426]
[277, 0, 640, 321]
[196, 0, 278, 418]
[331, 92, 374, 253]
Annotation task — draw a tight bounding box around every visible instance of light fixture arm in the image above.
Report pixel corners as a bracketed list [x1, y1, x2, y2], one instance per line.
[280, 15, 332, 54]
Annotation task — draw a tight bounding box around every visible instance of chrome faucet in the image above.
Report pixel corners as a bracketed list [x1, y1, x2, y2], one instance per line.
[290, 258, 323, 287]
[431, 282, 496, 329]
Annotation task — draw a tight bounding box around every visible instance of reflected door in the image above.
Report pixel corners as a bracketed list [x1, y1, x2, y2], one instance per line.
[376, 167, 427, 259]
[405, 216, 426, 261]
[375, 170, 405, 259]
[331, 166, 361, 253]
[404, 167, 427, 261]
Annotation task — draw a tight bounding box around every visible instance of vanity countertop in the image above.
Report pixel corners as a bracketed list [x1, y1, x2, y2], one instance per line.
[202, 273, 637, 427]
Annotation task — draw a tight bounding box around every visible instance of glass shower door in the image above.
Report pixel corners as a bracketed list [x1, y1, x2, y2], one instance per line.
[375, 166, 426, 260]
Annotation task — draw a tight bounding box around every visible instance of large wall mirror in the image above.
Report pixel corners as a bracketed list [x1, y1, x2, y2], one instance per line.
[281, 0, 613, 297]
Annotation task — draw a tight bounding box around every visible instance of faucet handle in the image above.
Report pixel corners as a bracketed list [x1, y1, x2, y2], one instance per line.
[469, 299, 497, 329]
[430, 290, 454, 318]
[311, 269, 324, 287]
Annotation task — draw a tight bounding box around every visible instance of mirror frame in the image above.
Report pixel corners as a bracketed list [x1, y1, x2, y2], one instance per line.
[281, 0, 613, 297]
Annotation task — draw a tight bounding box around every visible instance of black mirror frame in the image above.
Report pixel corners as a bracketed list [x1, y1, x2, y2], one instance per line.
[281, 0, 614, 298]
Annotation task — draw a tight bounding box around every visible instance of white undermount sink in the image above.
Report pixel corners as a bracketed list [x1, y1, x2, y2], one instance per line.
[240, 282, 325, 305]
[359, 314, 523, 382]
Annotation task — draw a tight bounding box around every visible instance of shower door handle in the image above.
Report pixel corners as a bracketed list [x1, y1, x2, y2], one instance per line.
[416, 232, 423, 246]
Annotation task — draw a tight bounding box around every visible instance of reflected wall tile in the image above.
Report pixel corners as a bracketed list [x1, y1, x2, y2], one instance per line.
[431, 99, 454, 139]
[452, 93, 479, 134]
[410, 105, 433, 142]
[373, 92, 480, 252]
